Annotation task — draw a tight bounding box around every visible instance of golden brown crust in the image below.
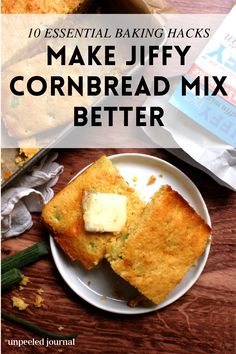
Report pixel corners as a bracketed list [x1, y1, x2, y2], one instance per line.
[106, 185, 211, 304]
[1, 0, 94, 14]
[41, 155, 145, 269]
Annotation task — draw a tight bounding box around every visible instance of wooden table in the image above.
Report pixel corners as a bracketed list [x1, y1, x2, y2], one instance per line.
[2, 2, 236, 354]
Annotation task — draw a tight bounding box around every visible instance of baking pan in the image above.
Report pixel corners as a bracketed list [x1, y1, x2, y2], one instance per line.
[1, 0, 166, 190]
[1, 148, 49, 190]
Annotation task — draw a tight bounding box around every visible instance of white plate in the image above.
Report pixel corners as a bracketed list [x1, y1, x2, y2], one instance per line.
[50, 153, 211, 314]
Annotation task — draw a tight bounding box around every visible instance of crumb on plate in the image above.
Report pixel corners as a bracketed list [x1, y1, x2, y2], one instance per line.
[100, 295, 107, 301]
[147, 175, 156, 186]
[127, 295, 152, 308]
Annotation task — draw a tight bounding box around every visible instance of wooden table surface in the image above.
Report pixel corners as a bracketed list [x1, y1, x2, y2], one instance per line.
[2, 1, 236, 354]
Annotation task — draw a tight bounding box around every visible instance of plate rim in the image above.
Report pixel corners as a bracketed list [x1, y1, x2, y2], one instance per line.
[50, 152, 211, 314]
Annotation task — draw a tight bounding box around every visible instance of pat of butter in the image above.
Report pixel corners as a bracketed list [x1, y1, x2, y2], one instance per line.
[82, 192, 127, 232]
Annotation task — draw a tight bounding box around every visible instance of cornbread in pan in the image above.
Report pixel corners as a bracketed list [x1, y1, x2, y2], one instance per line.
[41, 156, 145, 269]
[1, 0, 95, 14]
[2, 52, 123, 138]
[2, 53, 93, 138]
[106, 185, 211, 304]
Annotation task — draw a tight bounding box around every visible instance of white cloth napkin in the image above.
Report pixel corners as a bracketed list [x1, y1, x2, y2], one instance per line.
[1, 152, 64, 239]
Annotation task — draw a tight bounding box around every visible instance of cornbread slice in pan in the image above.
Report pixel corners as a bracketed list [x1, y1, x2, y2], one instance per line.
[2, 53, 93, 138]
[106, 185, 211, 304]
[1, 0, 95, 14]
[41, 156, 145, 269]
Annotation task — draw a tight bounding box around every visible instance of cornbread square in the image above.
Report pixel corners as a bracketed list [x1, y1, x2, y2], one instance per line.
[106, 185, 211, 304]
[41, 156, 145, 269]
